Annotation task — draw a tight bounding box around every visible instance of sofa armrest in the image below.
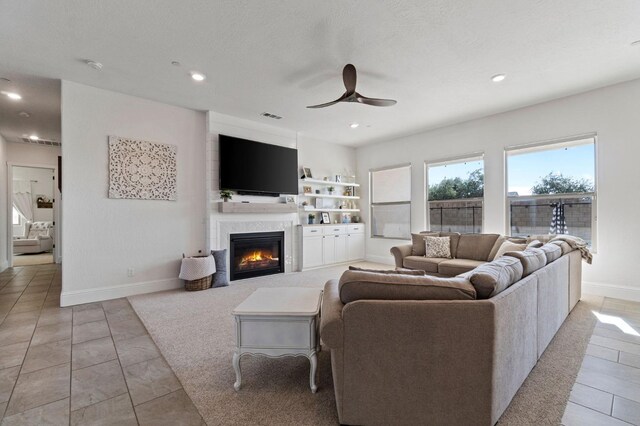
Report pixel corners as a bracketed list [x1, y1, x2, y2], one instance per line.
[36, 235, 52, 240]
[390, 244, 412, 268]
[320, 279, 344, 349]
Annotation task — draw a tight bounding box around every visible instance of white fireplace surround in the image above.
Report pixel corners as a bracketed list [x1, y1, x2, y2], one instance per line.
[217, 220, 297, 275]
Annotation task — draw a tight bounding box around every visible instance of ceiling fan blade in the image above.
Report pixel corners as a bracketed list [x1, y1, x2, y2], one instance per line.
[306, 91, 349, 108]
[356, 94, 397, 107]
[343, 64, 357, 93]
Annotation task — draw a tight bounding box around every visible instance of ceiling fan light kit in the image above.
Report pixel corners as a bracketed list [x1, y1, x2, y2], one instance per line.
[307, 64, 397, 108]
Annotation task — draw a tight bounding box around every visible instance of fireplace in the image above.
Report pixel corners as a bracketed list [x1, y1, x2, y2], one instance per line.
[229, 231, 284, 281]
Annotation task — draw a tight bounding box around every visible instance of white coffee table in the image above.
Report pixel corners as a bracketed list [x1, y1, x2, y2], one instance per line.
[232, 287, 323, 393]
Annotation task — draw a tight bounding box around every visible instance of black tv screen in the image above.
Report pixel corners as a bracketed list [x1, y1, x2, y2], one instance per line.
[219, 134, 298, 195]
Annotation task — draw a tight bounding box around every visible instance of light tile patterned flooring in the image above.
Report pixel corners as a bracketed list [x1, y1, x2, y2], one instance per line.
[0, 264, 204, 425]
[2, 264, 640, 425]
[562, 297, 640, 425]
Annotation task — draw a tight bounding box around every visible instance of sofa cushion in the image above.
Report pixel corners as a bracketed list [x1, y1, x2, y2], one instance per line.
[338, 270, 476, 303]
[424, 236, 452, 258]
[13, 239, 39, 247]
[504, 247, 547, 277]
[438, 259, 486, 276]
[403, 256, 448, 273]
[349, 266, 425, 276]
[527, 240, 543, 248]
[540, 243, 562, 264]
[550, 240, 572, 255]
[411, 232, 439, 256]
[488, 235, 507, 260]
[494, 241, 527, 259]
[468, 256, 524, 299]
[455, 234, 501, 261]
[440, 232, 461, 258]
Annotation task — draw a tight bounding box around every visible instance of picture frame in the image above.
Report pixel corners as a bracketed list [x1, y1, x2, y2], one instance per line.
[301, 167, 313, 179]
[335, 175, 342, 183]
[285, 195, 295, 204]
[303, 185, 312, 194]
[321, 211, 331, 224]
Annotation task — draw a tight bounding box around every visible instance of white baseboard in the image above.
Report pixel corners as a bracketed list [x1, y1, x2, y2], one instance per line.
[582, 281, 640, 302]
[60, 277, 182, 307]
[365, 254, 395, 266]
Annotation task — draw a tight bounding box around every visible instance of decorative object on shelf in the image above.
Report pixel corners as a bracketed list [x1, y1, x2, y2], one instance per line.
[301, 201, 309, 207]
[335, 175, 342, 183]
[220, 189, 233, 202]
[342, 213, 351, 223]
[315, 189, 320, 194]
[328, 186, 335, 194]
[301, 167, 313, 179]
[108, 135, 177, 201]
[179, 253, 216, 291]
[352, 215, 360, 223]
[344, 186, 353, 196]
[323, 177, 329, 181]
[308, 213, 316, 225]
[36, 195, 53, 209]
[321, 211, 331, 224]
[285, 195, 295, 204]
[303, 185, 312, 194]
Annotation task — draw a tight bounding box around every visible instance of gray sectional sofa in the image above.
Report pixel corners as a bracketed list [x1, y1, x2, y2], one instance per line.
[320, 233, 583, 425]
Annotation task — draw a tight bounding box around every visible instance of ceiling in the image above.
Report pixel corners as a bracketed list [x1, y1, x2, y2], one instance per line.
[1, 0, 639, 147]
[0, 72, 60, 144]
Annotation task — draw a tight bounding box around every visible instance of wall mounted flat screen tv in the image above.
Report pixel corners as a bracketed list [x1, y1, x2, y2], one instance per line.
[219, 134, 298, 196]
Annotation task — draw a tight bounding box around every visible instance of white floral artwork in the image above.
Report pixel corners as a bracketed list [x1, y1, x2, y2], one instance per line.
[108, 136, 177, 201]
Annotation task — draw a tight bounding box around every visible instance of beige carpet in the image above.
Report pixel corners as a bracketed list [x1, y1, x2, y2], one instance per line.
[12, 253, 54, 266]
[129, 264, 598, 426]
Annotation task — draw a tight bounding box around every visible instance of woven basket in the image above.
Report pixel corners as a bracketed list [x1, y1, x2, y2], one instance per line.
[184, 275, 212, 291]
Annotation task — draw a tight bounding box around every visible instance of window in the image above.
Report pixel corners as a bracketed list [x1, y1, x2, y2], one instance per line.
[506, 136, 596, 248]
[427, 155, 484, 233]
[370, 164, 411, 239]
[12, 207, 21, 225]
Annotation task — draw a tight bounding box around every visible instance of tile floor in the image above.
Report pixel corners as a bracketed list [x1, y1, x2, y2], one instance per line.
[2, 263, 639, 425]
[562, 297, 640, 425]
[0, 264, 204, 425]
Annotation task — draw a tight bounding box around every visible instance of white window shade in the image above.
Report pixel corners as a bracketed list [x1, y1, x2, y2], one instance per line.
[371, 165, 411, 203]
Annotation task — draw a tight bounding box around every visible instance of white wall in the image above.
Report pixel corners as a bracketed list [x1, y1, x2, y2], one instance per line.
[0, 134, 8, 271]
[61, 81, 207, 306]
[357, 77, 640, 301]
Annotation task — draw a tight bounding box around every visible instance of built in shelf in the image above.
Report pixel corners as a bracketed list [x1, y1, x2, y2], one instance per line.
[301, 193, 360, 200]
[303, 208, 360, 212]
[301, 178, 360, 187]
[219, 202, 298, 214]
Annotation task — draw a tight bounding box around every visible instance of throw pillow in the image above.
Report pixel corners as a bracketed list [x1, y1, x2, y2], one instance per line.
[468, 256, 524, 299]
[527, 240, 543, 248]
[493, 241, 526, 259]
[349, 266, 425, 276]
[424, 236, 451, 258]
[210, 249, 229, 288]
[411, 232, 439, 256]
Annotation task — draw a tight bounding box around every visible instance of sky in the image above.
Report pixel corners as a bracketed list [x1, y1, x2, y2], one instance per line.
[427, 143, 595, 196]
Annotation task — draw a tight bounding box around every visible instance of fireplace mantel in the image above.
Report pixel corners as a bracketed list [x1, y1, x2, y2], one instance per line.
[219, 202, 297, 214]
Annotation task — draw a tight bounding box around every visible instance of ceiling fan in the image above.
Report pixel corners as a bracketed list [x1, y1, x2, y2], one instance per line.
[306, 64, 397, 108]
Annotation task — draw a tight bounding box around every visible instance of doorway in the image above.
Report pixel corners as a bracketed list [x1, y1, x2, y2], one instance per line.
[10, 164, 56, 266]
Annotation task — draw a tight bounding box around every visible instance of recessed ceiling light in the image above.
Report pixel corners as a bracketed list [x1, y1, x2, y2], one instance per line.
[632, 40, 640, 46]
[350, 123, 360, 129]
[171, 61, 181, 66]
[2, 91, 22, 100]
[29, 135, 39, 140]
[18, 111, 30, 118]
[85, 60, 103, 70]
[491, 74, 506, 83]
[0, 77, 10, 83]
[191, 72, 206, 81]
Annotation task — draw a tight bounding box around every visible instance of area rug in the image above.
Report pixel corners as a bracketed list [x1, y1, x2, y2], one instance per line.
[129, 265, 599, 426]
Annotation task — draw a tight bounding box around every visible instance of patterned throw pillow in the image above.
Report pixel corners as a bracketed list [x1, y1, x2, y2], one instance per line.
[424, 236, 451, 258]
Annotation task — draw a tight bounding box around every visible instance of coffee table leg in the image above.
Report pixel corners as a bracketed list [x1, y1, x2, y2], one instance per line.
[233, 352, 241, 391]
[309, 352, 318, 393]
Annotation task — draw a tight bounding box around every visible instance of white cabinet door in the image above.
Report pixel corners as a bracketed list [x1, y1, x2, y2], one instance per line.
[335, 234, 348, 263]
[303, 236, 324, 269]
[347, 233, 365, 261]
[323, 235, 336, 265]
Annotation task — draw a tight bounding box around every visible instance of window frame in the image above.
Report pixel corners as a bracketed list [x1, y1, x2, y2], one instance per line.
[504, 133, 598, 251]
[370, 163, 412, 240]
[425, 152, 485, 234]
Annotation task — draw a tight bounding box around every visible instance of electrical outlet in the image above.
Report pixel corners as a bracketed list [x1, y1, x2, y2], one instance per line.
[127, 268, 135, 277]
